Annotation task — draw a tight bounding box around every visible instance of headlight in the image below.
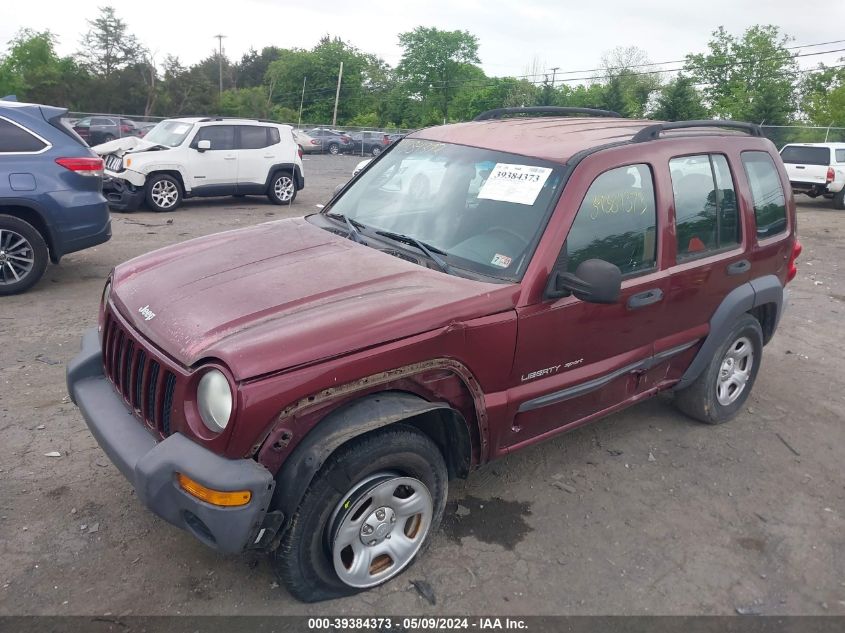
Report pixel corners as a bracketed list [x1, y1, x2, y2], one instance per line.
[197, 369, 233, 432]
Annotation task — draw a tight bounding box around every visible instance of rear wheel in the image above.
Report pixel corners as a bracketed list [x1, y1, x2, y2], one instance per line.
[145, 174, 182, 212]
[371, 146, 382, 157]
[267, 172, 297, 205]
[328, 143, 340, 155]
[833, 188, 845, 210]
[272, 425, 447, 602]
[0, 215, 48, 295]
[674, 313, 763, 424]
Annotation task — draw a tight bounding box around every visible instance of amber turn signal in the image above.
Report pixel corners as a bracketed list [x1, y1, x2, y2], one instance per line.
[176, 473, 251, 507]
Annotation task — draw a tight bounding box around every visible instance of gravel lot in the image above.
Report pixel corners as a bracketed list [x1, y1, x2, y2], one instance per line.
[1, 154, 843, 616]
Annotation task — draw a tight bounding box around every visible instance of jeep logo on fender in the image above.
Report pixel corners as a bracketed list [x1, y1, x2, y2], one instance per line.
[138, 305, 156, 321]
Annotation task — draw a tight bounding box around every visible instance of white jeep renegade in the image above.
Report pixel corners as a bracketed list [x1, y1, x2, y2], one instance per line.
[95, 117, 304, 212]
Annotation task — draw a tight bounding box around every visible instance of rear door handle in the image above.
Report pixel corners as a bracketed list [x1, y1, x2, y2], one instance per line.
[726, 259, 751, 276]
[628, 288, 663, 309]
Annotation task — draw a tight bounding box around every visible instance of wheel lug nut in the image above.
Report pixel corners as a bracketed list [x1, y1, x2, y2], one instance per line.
[390, 516, 396, 523]
[369, 539, 377, 546]
[362, 524, 373, 534]
[385, 534, 391, 539]
[376, 509, 385, 520]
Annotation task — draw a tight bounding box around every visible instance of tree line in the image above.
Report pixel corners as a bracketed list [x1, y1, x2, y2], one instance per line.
[1, 6, 843, 137]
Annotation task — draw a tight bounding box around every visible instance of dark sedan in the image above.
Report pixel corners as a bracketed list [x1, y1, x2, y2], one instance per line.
[73, 116, 143, 145]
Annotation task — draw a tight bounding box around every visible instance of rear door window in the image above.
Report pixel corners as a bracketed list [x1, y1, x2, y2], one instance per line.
[238, 126, 271, 149]
[780, 145, 830, 165]
[565, 164, 657, 276]
[0, 117, 49, 153]
[742, 151, 788, 238]
[670, 154, 740, 259]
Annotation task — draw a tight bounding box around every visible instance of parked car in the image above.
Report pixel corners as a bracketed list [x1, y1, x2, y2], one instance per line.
[136, 121, 159, 138]
[294, 130, 322, 154]
[306, 128, 352, 154]
[95, 117, 305, 211]
[352, 158, 371, 177]
[73, 116, 143, 145]
[0, 101, 110, 295]
[68, 107, 799, 602]
[349, 131, 391, 156]
[779, 142, 845, 208]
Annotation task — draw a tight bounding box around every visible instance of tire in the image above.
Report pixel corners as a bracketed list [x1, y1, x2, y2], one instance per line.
[833, 188, 845, 210]
[267, 171, 297, 205]
[328, 143, 340, 156]
[272, 424, 448, 603]
[144, 174, 182, 212]
[674, 313, 763, 424]
[0, 214, 49, 296]
[371, 146, 382, 157]
[102, 134, 115, 143]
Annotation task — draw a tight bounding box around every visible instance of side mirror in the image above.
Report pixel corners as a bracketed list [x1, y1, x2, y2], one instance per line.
[196, 139, 211, 152]
[545, 259, 622, 304]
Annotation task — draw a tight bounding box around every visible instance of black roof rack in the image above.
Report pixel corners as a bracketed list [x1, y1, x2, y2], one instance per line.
[473, 106, 622, 121]
[197, 117, 280, 124]
[632, 120, 763, 143]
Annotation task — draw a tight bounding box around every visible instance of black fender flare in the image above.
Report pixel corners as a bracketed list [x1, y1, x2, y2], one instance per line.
[674, 274, 783, 390]
[271, 391, 453, 523]
[265, 163, 304, 191]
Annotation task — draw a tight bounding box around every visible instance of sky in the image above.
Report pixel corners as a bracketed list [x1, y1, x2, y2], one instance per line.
[3, 0, 845, 82]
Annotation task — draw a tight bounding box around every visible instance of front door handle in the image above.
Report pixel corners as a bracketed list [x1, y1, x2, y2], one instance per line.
[726, 259, 751, 276]
[224, 156, 236, 160]
[628, 288, 663, 309]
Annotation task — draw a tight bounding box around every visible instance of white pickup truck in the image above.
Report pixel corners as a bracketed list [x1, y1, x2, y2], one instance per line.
[779, 143, 845, 209]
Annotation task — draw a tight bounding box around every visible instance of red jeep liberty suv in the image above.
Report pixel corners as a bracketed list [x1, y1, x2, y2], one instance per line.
[67, 107, 800, 602]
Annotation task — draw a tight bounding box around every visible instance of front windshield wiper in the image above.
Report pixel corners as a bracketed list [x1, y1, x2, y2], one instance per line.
[375, 230, 453, 274]
[326, 212, 367, 244]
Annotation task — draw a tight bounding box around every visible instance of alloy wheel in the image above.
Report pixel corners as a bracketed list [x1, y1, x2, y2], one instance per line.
[0, 228, 35, 285]
[150, 179, 179, 209]
[716, 336, 754, 406]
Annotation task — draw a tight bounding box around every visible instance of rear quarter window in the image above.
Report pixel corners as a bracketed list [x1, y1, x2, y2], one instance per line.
[742, 151, 788, 239]
[836, 149, 845, 163]
[0, 117, 49, 153]
[780, 145, 830, 165]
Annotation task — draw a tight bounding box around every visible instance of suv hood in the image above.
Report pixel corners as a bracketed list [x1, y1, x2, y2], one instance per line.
[111, 218, 518, 379]
[91, 136, 161, 156]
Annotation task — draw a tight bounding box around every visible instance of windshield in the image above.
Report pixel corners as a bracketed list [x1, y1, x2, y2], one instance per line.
[143, 120, 194, 147]
[325, 139, 564, 281]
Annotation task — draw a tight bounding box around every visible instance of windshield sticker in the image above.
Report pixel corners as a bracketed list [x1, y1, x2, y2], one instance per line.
[478, 163, 553, 206]
[171, 124, 191, 134]
[491, 253, 513, 268]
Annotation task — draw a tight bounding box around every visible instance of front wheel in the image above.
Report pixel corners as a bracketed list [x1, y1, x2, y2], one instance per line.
[674, 313, 763, 424]
[0, 215, 49, 295]
[272, 425, 447, 602]
[327, 143, 340, 155]
[371, 146, 382, 157]
[267, 172, 297, 205]
[145, 174, 182, 212]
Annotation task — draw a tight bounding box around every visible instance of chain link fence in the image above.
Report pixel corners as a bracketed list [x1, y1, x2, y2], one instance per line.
[64, 111, 845, 150]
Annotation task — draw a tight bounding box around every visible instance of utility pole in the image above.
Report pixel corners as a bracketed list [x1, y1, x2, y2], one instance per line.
[332, 61, 343, 127]
[298, 76, 307, 126]
[549, 66, 559, 88]
[214, 34, 226, 96]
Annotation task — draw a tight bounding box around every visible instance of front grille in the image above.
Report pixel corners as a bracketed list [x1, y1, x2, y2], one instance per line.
[102, 310, 177, 436]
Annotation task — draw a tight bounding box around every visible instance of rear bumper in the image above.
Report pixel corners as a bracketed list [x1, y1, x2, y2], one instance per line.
[789, 181, 843, 195]
[67, 328, 277, 553]
[103, 177, 145, 211]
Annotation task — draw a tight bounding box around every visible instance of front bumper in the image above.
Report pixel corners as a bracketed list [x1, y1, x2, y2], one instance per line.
[103, 176, 146, 211]
[66, 328, 277, 553]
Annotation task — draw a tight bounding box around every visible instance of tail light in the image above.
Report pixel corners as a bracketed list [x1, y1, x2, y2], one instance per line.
[786, 239, 802, 283]
[826, 167, 835, 183]
[382, 135, 390, 145]
[310, 139, 319, 145]
[297, 147, 303, 159]
[55, 157, 104, 177]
